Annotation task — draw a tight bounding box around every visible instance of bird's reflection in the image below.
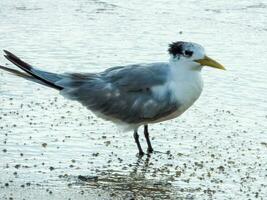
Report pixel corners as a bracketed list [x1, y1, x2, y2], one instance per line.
[130, 154, 151, 175]
[75, 155, 175, 199]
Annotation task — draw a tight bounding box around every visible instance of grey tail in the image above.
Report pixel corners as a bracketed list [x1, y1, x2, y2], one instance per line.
[2, 50, 63, 90]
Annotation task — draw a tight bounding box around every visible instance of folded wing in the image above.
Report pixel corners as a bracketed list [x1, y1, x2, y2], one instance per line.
[60, 63, 178, 124]
[1, 51, 178, 124]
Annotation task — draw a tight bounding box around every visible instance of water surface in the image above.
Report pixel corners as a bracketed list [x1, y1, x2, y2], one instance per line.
[0, 0, 266, 199]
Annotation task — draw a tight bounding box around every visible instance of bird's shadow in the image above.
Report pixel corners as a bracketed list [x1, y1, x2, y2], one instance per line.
[70, 154, 177, 199]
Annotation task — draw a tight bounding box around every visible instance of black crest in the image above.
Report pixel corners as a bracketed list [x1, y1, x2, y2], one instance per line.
[168, 41, 186, 57]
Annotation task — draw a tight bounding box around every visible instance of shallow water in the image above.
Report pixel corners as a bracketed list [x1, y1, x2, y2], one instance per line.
[0, 0, 267, 199]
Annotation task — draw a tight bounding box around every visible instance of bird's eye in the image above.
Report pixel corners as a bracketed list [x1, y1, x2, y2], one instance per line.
[184, 50, 193, 57]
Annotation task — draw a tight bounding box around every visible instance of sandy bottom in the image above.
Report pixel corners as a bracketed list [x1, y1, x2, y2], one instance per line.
[0, 0, 267, 199]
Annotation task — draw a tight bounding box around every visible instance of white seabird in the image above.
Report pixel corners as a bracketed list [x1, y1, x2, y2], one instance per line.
[0, 41, 225, 156]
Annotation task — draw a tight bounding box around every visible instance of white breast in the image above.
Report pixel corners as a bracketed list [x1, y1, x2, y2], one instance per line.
[151, 62, 203, 123]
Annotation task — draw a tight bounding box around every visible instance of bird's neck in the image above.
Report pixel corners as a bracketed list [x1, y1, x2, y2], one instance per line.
[168, 59, 204, 107]
[168, 59, 202, 82]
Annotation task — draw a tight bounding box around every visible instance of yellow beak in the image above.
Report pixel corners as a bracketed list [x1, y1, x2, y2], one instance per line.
[195, 55, 226, 70]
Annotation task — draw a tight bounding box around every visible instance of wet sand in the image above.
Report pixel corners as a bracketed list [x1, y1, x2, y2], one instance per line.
[0, 0, 267, 199]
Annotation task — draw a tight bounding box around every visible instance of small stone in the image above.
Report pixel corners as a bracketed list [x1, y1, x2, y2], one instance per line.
[49, 166, 55, 171]
[14, 164, 21, 169]
[218, 166, 225, 172]
[42, 143, 47, 148]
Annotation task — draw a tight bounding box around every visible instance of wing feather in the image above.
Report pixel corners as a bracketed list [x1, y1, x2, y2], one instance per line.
[61, 63, 179, 124]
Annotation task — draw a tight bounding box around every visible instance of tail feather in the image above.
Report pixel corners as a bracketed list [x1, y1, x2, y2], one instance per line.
[0, 65, 32, 79]
[2, 50, 63, 90]
[0, 65, 54, 87]
[4, 50, 32, 72]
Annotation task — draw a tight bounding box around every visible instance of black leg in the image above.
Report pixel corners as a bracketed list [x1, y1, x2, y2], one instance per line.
[134, 130, 144, 156]
[144, 125, 153, 153]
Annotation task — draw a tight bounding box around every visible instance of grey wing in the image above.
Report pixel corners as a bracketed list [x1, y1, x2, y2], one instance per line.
[102, 63, 168, 91]
[59, 63, 178, 124]
[1, 50, 178, 124]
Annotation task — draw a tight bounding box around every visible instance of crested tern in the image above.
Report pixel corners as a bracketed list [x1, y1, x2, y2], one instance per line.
[0, 41, 225, 156]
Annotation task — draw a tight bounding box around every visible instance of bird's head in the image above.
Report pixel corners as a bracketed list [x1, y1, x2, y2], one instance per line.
[168, 41, 225, 71]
